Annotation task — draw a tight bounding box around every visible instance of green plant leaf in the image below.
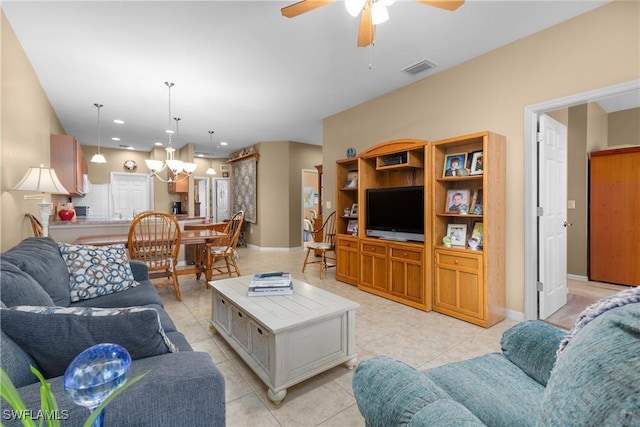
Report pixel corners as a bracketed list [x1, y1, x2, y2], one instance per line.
[1, 369, 35, 427]
[82, 372, 148, 427]
[30, 367, 60, 427]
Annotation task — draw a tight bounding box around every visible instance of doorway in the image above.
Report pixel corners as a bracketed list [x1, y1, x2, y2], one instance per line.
[301, 169, 319, 246]
[194, 176, 210, 219]
[213, 178, 230, 222]
[523, 79, 640, 321]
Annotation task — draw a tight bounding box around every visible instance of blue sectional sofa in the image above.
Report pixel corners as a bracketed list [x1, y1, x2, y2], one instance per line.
[353, 290, 640, 426]
[0, 237, 226, 426]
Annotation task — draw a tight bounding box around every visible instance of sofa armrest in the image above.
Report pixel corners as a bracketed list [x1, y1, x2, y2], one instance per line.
[1, 352, 225, 427]
[501, 320, 566, 386]
[129, 259, 149, 281]
[353, 356, 484, 427]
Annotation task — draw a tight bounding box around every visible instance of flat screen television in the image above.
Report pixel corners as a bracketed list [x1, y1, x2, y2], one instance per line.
[366, 186, 424, 242]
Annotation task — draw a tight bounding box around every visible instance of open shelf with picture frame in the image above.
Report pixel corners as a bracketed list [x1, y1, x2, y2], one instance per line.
[431, 131, 505, 327]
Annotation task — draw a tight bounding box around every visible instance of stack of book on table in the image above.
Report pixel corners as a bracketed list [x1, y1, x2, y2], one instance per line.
[248, 272, 293, 296]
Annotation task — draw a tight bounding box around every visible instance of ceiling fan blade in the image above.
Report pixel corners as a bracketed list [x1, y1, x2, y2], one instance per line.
[414, 0, 465, 12]
[357, 0, 374, 47]
[281, 0, 336, 18]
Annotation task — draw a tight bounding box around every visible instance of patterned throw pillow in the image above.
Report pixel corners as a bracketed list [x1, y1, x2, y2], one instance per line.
[58, 243, 139, 302]
[0, 305, 178, 378]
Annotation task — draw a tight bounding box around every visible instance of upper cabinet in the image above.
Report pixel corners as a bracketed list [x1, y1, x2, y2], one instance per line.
[50, 134, 87, 197]
[168, 170, 189, 193]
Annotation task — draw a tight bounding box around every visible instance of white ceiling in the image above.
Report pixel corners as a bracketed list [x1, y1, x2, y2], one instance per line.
[4, 0, 618, 158]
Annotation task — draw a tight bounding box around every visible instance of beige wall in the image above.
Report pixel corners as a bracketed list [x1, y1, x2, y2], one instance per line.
[609, 107, 640, 146]
[322, 1, 639, 315]
[242, 141, 322, 248]
[1, 11, 66, 249]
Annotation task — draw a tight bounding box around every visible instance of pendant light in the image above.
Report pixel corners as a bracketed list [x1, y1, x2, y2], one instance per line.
[90, 103, 107, 163]
[206, 131, 217, 175]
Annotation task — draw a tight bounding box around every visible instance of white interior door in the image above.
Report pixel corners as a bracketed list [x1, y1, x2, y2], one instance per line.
[214, 178, 229, 222]
[110, 173, 152, 220]
[538, 114, 568, 319]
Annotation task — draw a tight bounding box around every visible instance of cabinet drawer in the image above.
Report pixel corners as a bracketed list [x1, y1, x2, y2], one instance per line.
[361, 243, 386, 255]
[213, 293, 230, 334]
[338, 238, 358, 250]
[437, 252, 480, 270]
[390, 247, 422, 262]
[230, 306, 250, 350]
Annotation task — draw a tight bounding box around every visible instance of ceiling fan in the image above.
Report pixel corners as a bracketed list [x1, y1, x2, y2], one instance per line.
[281, 0, 465, 47]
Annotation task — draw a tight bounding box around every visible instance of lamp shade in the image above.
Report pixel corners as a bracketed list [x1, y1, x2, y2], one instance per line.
[90, 153, 107, 163]
[13, 166, 69, 194]
[206, 167, 217, 175]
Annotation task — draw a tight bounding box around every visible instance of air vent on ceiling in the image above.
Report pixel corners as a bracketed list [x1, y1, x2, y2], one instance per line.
[402, 59, 437, 76]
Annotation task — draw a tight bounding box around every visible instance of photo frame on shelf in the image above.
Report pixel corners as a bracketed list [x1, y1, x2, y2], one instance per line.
[347, 220, 358, 234]
[447, 224, 467, 247]
[469, 151, 484, 175]
[471, 221, 484, 247]
[350, 203, 359, 217]
[344, 170, 358, 188]
[443, 153, 469, 177]
[470, 188, 484, 214]
[445, 189, 470, 214]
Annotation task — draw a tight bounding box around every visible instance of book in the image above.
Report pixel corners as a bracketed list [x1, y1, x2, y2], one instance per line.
[250, 272, 292, 288]
[248, 282, 293, 297]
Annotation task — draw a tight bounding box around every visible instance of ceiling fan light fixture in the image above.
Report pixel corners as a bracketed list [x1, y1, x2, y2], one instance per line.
[345, 0, 366, 17]
[371, 2, 389, 25]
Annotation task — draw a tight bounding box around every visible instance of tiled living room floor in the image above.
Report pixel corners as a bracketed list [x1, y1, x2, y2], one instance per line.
[159, 247, 519, 427]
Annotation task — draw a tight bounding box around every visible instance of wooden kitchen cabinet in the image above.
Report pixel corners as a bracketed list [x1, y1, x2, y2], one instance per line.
[168, 171, 189, 193]
[336, 235, 359, 285]
[50, 134, 87, 197]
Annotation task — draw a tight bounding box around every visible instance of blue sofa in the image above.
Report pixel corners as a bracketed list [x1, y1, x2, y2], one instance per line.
[1, 237, 225, 426]
[353, 293, 639, 426]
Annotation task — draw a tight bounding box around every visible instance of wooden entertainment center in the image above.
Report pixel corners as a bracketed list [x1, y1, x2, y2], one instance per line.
[335, 132, 506, 327]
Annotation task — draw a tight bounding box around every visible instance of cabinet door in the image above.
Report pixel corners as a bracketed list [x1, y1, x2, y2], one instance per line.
[434, 249, 483, 320]
[360, 242, 387, 292]
[388, 245, 424, 304]
[168, 171, 189, 193]
[51, 135, 85, 196]
[336, 236, 359, 285]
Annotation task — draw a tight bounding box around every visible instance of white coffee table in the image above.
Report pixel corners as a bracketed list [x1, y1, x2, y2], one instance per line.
[208, 276, 359, 404]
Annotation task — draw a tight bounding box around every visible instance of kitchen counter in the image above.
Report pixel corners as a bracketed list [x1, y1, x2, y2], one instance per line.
[49, 216, 207, 244]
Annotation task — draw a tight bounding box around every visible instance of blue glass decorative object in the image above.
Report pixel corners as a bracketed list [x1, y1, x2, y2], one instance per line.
[63, 343, 131, 427]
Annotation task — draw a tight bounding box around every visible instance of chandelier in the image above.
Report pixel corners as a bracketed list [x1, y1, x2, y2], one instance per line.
[145, 82, 197, 182]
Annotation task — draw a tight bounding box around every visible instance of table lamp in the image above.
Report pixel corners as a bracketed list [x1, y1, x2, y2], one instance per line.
[13, 165, 69, 237]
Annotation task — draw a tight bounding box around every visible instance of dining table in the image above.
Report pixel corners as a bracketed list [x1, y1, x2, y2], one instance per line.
[73, 228, 228, 281]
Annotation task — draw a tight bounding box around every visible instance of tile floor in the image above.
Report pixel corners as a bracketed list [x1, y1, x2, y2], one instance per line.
[159, 247, 519, 427]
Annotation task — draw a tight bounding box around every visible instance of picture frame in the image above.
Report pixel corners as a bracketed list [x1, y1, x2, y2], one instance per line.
[350, 203, 359, 217]
[344, 170, 358, 188]
[443, 153, 468, 177]
[445, 189, 470, 214]
[469, 151, 484, 175]
[471, 221, 484, 247]
[447, 224, 467, 247]
[347, 219, 358, 233]
[470, 188, 484, 214]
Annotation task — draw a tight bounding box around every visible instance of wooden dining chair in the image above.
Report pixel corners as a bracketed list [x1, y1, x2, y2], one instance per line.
[26, 214, 44, 237]
[302, 211, 336, 278]
[127, 211, 182, 301]
[205, 210, 245, 281]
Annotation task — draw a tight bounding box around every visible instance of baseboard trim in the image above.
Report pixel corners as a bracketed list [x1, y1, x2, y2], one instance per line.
[568, 274, 588, 282]
[505, 309, 524, 322]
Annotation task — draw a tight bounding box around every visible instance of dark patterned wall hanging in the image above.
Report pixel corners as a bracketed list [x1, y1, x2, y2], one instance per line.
[230, 155, 257, 223]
